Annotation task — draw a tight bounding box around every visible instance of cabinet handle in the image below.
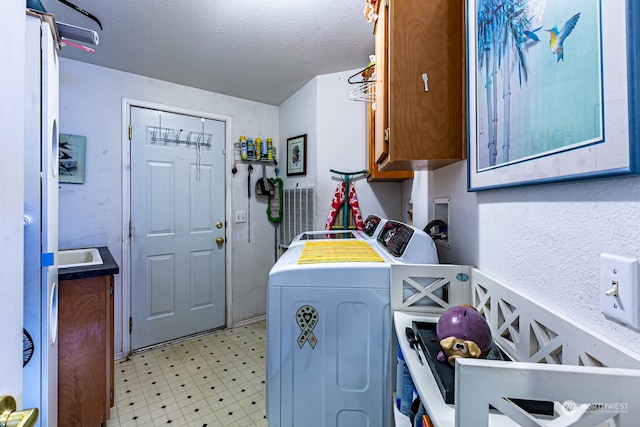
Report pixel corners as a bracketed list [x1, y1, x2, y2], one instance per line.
[422, 73, 429, 92]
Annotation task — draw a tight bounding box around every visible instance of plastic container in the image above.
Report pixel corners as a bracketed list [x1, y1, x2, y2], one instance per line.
[267, 138, 273, 161]
[255, 138, 262, 160]
[240, 136, 247, 159]
[396, 344, 414, 416]
[247, 138, 255, 159]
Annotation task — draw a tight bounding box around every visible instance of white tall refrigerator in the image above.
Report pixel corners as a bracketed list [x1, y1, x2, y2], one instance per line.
[23, 13, 59, 427]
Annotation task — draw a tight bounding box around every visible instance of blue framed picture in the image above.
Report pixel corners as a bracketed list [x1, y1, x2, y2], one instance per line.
[467, 0, 640, 190]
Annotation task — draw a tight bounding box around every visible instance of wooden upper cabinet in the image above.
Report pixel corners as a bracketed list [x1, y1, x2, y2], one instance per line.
[374, 0, 465, 171]
[366, 1, 413, 182]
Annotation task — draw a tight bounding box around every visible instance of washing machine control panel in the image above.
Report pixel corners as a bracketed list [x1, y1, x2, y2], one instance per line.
[363, 215, 382, 238]
[377, 220, 415, 258]
[375, 220, 439, 264]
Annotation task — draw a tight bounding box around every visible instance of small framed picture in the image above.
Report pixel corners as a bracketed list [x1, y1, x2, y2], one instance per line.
[286, 134, 307, 176]
[59, 133, 86, 184]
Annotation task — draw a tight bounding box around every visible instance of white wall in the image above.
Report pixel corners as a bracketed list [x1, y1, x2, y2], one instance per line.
[280, 69, 407, 229]
[58, 59, 279, 354]
[0, 2, 25, 401]
[316, 71, 407, 226]
[418, 160, 640, 355]
[278, 78, 317, 189]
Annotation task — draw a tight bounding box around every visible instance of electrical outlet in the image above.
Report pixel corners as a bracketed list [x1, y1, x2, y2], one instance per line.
[600, 253, 640, 329]
[235, 210, 246, 223]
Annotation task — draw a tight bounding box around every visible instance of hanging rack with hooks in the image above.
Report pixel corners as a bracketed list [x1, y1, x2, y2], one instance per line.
[149, 126, 212, 148]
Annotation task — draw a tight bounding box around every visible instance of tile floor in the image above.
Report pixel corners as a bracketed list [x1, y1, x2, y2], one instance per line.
[106, 321, 267, 427]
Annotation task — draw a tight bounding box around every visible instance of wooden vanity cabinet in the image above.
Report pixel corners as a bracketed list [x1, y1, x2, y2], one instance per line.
[374, 0, 466, 171]
[59, 274, 114, 426]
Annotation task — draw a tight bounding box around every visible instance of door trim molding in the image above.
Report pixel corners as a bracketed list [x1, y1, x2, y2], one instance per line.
[121, 98, 233, 357]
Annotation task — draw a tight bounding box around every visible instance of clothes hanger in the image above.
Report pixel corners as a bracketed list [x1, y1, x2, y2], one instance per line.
[347, 63, 375, 84]
[56, 0, 103, 30]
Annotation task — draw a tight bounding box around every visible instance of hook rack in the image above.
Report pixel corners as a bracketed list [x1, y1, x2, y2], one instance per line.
[150, 126, 212, 148]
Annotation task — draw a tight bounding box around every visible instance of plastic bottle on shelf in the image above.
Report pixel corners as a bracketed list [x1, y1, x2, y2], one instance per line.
[262, 137, 269, 159]
[267, 138, 273, 161]
[247, 138, 255, 159]
[255, 138, 262, 160]
[240, 136, 247, 160]
[396, 344, 414, 416]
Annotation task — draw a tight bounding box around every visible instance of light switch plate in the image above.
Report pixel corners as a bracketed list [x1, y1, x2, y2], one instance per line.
[600, 253, 640, 329]
[235, 210, 246, 223]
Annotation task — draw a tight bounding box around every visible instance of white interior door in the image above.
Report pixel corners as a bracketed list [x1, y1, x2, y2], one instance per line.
[130, 106, 226, 350]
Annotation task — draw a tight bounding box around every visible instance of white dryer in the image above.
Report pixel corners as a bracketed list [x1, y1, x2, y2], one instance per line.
[287, 229, 361, 247]
[267, 220, 438, 427]
[287, 215, 388, 247]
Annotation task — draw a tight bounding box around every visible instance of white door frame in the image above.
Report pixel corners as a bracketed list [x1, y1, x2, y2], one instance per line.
[120, 98, 233, 357]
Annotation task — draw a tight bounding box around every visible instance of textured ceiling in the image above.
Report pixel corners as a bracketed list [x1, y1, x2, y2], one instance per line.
[40, 0, 375, 106]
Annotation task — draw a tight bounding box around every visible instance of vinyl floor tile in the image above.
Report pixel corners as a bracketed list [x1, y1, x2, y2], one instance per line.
[106, 321, 266, 427]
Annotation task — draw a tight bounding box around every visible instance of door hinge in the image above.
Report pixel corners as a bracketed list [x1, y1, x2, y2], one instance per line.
[129, 317, 133, 334]
[110, 284, 114, 295]
[128, 125, 132, 141]
[129, 222, 132, 238]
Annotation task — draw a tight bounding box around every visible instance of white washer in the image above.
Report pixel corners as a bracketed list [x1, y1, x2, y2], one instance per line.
[267, 220, 438, 427]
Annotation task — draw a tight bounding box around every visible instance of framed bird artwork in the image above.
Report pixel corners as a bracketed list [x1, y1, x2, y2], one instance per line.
[466, 0, 640, 190]
[59, 133, 87, 184]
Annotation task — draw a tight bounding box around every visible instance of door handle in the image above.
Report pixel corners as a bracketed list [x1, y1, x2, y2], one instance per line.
[216, 221, 223, 229]
[216, 237, 224, 245]
[0, 396, 38, 427]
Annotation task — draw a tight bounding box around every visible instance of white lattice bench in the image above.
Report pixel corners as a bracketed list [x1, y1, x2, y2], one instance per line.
[390, 265, 640, 427]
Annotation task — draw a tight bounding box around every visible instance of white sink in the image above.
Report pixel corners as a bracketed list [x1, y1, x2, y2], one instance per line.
[58, 248, 103, 269]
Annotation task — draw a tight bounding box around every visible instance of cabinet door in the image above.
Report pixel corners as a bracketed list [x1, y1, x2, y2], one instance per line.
[367, 96, 413, 181]
[59, 276, 110, 426]
[108, 275, 114, 410]
[373, 0, 389, 164]
[381, 0, 465, 171]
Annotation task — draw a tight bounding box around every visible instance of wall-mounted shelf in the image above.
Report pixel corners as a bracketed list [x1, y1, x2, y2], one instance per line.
[233, 142, 277, 164]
